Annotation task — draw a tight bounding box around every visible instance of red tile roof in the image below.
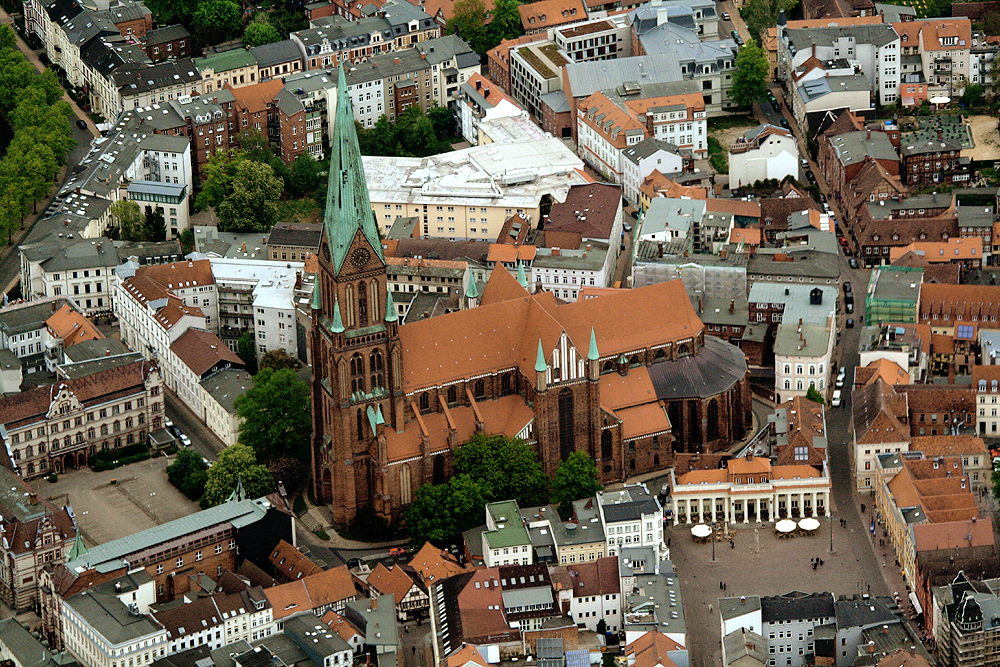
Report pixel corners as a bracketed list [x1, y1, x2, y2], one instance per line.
[47, 304, 103, 348]
[170, 328, 245, 377]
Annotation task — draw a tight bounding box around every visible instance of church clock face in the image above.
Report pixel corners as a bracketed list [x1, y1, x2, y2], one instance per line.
[351, 248, 371, 268]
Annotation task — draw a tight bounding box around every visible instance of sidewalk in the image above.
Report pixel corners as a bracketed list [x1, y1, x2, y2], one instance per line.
[300, 503, 410, 550]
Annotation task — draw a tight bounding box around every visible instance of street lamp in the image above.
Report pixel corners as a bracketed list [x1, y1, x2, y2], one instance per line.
[711, 522, 717, 563]
[828, 510, 835, 555]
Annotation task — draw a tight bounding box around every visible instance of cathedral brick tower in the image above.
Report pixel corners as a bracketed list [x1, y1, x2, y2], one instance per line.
[309, 66, 401, 525]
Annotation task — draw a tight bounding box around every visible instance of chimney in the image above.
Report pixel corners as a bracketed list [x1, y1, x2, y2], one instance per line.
[371, 597, 378, 611]
[75, 186, 81, 195]
[938, 129, 943, 141]
[552, 248, 561, 256]
[28, 491, 37, 505]
[867, 129, 871, 140]
[419, 51, 426, 59]
[394, 57, 400, 65]
[730, 299, 735, 314]
[51, 302, 58, 313]
[740, 596, 746, 605]
[719, 249, 727, 259]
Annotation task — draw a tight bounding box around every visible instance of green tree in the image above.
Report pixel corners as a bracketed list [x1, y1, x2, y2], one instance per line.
[235, 367, 312, 462]
[236, 331, 258, 374]
[142, 0, 198, 26]
[290, 153, 321, 194]
[730, 39, 769, 108]
[194, 0, 244, 45]
[244, 20, 282, 47]
[744, 0, 799, 42]
[259, 348, 300, 371]
[203, 444, 274, 507]
[488, 0, 523, 48]
[179, 227, 195, 253]
[964, 83, 985, 107]
[406, 473, 488, 547]
[109, 199, 148, 240]
[197, 151, 244, 210]
[427, 105, 456, 141]
[144, 205, 167, 241]
[551, 452, 602, 516]
[805, 384, 825, 405]
[445, 0, 488, 55]
[454, 433, 549, 506]
[217, 159, 283, 232]
[986, 12, 1000, 37]
[367, 115, 399, 155]
[167, 449, 209, 499]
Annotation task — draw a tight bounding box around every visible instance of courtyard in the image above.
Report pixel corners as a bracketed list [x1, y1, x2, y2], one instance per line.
[32, 454, 200, 549]
[667, 508, 908, 667]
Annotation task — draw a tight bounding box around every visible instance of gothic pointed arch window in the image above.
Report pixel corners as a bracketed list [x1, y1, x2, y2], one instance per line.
[501, 373, 513, 395]
[370, 349, 384, 390]
[447, 385, 457, 405]
[357, 408, 365, 441]
[350, 353, 365, 393]
[345, 284, 356, 327]
[400, 463, 413, 505]
[357, 280, 369, 325]
[419, 393, 430, 413]
[601, 430, 612, 460]
[558, 389, 575, 460]
[473, 380, 485, 398]
[369, 281, 380, 324]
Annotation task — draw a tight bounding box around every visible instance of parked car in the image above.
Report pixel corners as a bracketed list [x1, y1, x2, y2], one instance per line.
[805, 170, 817, 184]
[76, 119, 87, 130]
[771, 100, 780, 112]
[180, 434, 192, 447]
[780, 117, 789, 128]
[848, 258, 859, 269]
[843, 281, 852, 294]
[835, 377, 844, 389]
[623, 222, 632, 232]
[721, 11, 730, 19]
[846, 318, 855, 328]
[846, 302, 854, 313]
[347, 558, 363, 569]
[389, 547, 407, 557]
[800, 158, 809, 168]
[831, 390, 842, 407]
[731, 30, 743, 45]
[630, 210, 640, 219]
[823, 202, 831, 212]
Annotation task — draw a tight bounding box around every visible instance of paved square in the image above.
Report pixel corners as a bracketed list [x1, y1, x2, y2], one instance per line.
[667, 513, 895, 667]
[32, 455, 200, 548]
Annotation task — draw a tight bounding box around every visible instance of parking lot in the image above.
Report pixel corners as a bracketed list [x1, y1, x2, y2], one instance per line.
[33, 454, 199, 548]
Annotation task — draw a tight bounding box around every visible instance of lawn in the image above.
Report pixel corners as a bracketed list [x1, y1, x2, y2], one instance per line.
[707, 136, 728, 173]
[707, 114, 756, 132]
[276, 197, 321, 224]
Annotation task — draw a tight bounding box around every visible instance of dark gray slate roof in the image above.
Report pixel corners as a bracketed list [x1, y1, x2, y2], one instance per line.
[250, 39, 303, 68]
[761, 592, 835, 623]
[647, 335, 747, 400]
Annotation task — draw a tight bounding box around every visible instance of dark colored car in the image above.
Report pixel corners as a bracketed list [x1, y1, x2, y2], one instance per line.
[731, 30, 743, 45]
[630, 210, 639, 219]
[347, 558, 363, 569]
[843, 281, 852, 294]
[849, 258, 859, 269]
[846, 318, 855, 328]
[805, 170, 817, 184]
[76, 119, 87, 130]
[780, 117, 789, 128]
[771, 100, 780, 112]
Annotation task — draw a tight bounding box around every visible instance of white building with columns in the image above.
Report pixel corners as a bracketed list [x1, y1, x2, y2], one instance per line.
[668, 454, 831, 525]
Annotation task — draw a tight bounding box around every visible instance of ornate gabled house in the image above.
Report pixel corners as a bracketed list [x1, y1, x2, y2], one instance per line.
[309, 67, 752, 525]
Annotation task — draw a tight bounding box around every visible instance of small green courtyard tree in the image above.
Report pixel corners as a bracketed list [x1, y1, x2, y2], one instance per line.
[235, 367, 312, 462]
[551, 452, 602, 517]
[730, 39, 769, 109]
[203, 444, 274, 507]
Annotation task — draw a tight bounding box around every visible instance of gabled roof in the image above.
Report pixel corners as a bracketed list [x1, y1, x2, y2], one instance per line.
[47, 304, 102, 348]
[625, 630, 683, 667]
[269, 539, 323, 580]
[852, 380, 910, 446]
[170, 328, 244, 378]
[518, 0, 586, 30]
[365, 562, 421, 601]
[408, 542, 471, 584]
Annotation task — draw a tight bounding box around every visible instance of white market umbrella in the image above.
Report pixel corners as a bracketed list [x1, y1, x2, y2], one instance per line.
[930, 96, 951, 104]
[798, 518, 821, 531]
[775, 519, 797, 533]
[691, 524, 712, 538]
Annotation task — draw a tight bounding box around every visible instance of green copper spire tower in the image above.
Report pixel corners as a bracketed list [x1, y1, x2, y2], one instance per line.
[588, 327, 599, 361]
[465, 278, 479, 299]
[325, 66, 384, 273]
[517, 262, 528, 289]
[331, 295, 345, 333]
[535, 339, 547, 372]
[311, 278, 321, 311]
[67, 529, 88, 561]
[385, 288, 398, 323]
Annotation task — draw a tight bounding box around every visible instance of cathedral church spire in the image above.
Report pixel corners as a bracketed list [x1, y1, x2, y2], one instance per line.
[517, 262, 528, 289]
[325, 66, 384, 273]
[331, 295, 345, 333]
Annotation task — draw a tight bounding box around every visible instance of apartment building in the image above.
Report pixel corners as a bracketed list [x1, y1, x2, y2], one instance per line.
[577, 87, 706, 185]
[900, 136, 963, 186]
[363, 138, 587, 241]
[596, 484, 665, 557]
[729, 124, 799, 189]
[553, 17, 630, 62]
[482, 501, 534, 567]
[197, 48, 260, 94]
[267, 222, 322, 262]
[226, 80, 315, 165]
[0, 466, 76, 612]
[168, 327, 245, 439]
[152, 587, 274, 652]
[774, 317, 836, 402]
[385, 256, 469, 322]
[113, 59, 203, 118]
[818, 130, 899, 203]
[894, 18, 972, 99]
[343, 34, 479, 126]
[0, 357, 164, 479]
[509, 40, 568, 121]
[519, 0, 588, 35]
[290, 5, 439, 71]
[252, 40, 305, 82]
[20, 237, 119, 315]
[0, 298, 84, 375]
[778, 24, 901, 107]
[456, 73, 524, 146]
[143, 24, 190, 62]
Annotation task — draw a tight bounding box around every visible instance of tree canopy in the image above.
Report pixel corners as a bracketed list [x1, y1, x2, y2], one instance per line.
[453, 433, 550, 507]
[236, 331, 258, 374]
[244, 21, 282, 48]
[488, 0, 524, 47]
[445, 0, 489, 55]
[203, 444, 274, 507]
[743, 0, 798, 43]
[356, 106, 456, 157]
[730, 39, 769, 108]
[217, 159, 284, 232]
[193, 0, 244, 45]
[235, 367, 312, 462]
[259, 349, 301, 372]
[167, 450, 209, 500]
[407, 473, 487, 547]
[551, 452, 602, 516]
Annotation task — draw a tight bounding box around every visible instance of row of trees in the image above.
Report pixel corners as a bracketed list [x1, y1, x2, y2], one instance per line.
[141, 0, 284, 47]
[196, 129, 324, 233]
[0, 26, 75, 245]
[168, 444, 276, 506]
[406, 434, 603, 548]
[355, 105, 458, 158]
